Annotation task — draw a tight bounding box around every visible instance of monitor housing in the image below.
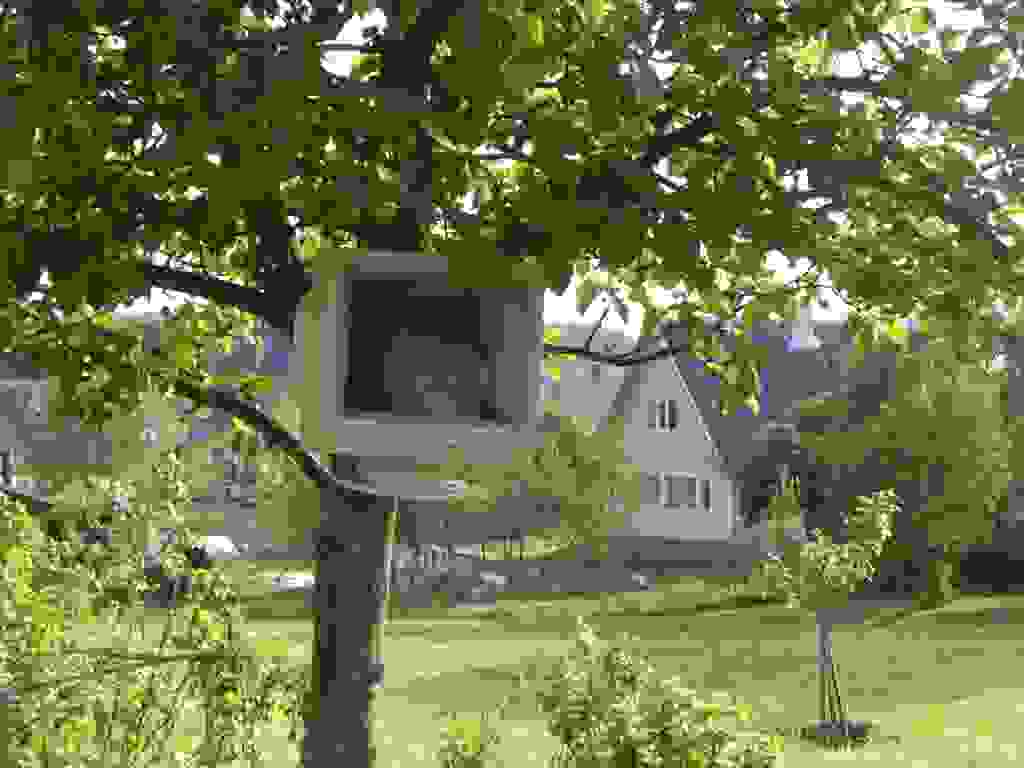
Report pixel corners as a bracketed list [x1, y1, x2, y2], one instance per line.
[290, 251, 547, 481]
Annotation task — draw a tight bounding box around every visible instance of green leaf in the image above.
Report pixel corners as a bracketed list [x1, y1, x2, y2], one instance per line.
[585, 0, 608, 26]
[6, 158, 33, 190]
[230, 416, 256, 437]
[301, 234, 320, 262]
[909, 8, 934, 35]
[991, 79, 1024, 142]
[173, 339, 194, 369]
[526, 15, 544, 47]
[238, 13, 274, 33]
[575, 277, 600, 316]
[885, 319, 907, 345]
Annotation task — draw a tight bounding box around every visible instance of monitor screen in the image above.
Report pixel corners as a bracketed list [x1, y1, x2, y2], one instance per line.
[343, 277, 501, 424]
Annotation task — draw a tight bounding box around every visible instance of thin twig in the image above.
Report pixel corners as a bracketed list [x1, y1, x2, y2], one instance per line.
[583, 305, 611, 352]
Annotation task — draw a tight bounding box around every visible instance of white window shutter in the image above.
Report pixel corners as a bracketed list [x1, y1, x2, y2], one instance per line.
[30, 381, 43, 416]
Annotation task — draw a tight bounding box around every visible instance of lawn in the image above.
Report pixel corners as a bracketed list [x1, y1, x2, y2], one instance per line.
[59, 561, 1024, 768]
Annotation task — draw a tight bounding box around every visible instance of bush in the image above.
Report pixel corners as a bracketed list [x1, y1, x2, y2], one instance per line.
[436, 617, 784, 767]
[957, 544, 1024, 594]
[0, 456, 309, 768]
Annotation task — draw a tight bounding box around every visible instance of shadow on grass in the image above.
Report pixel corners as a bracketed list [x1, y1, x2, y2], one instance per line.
[237, 574, 791, 633]
[239, 591, 312, 623]
[862, 597, 1024, 630]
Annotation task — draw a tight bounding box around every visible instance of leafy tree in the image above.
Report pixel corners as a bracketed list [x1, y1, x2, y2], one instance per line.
[2, 0, 1024, 764]
[794, 311, 1015, 607]
[761, 478, 897, 748]
[418, 408, 644, 561]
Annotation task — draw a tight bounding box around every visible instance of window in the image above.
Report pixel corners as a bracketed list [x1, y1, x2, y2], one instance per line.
[665, 474, 697, 508]
[701, 478, 711, 511]
[591, 363, 602, 383]
[649, 399, 679, 431]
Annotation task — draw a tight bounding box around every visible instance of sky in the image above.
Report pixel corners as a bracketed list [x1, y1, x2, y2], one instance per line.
[113, 0, 1018, 341]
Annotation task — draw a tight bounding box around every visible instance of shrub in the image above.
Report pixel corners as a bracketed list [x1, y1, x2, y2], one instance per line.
[0, 453, 309, 768]
[435, 706, 506, 768]
[957, 544, 1024, 594]
[435, 617, 784, 767]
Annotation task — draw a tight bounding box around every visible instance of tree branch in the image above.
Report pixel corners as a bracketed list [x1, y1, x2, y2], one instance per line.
[639, 113, 722, 167]
[583, 305, 611, 352]
[398, 0, 470, 66]
[167, 375, 361, 493]
[316, 42, 374, 53]
[136, 262, 303, 338]
[318, 72, 435, 113]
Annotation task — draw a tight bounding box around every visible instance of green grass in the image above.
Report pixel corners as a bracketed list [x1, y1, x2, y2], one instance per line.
[58, 566, 1024, 768]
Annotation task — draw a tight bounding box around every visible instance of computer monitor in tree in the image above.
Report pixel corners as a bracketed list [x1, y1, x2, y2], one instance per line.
[290, 250, 547, 476]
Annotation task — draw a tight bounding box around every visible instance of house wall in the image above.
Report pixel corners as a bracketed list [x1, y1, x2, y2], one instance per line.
[0, 376, 114, 488]
[616, 356, 736, 541]
[550, 355, 629, 428]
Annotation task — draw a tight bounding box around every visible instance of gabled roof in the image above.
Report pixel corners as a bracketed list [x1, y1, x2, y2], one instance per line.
[544, 322, 637, 429]
[597, 335, 662, 433]
[605, 315, 859, 475]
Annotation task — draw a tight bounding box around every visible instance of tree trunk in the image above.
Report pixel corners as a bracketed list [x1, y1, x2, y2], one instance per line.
[886, 458, 946, 600]
[302, 484, 392, 767]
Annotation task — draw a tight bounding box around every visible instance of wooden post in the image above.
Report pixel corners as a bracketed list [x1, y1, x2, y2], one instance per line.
[816, 611, 838, 723]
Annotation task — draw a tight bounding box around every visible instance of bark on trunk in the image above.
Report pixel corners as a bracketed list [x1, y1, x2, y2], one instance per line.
[302, 484, 392, 767]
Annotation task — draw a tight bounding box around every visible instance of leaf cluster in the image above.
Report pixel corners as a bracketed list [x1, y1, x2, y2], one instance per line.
[760, 480, 897, 611]
[795, 322, 1014, 550]
[417, 410, 643, 558]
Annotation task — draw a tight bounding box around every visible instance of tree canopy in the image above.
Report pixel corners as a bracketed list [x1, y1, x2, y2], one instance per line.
[794, 311, 1017, 551]
[2, 0, 1023, 454]
[4, 0, 1024, 763]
